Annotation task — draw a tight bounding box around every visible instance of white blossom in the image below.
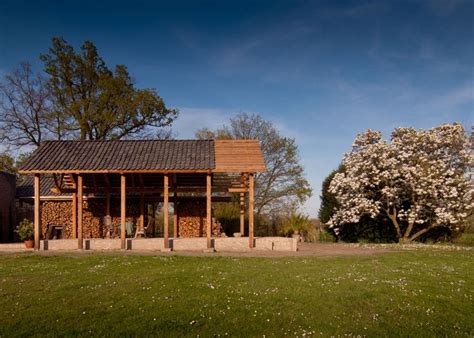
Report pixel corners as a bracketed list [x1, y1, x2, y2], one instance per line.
[329, 124, 473, 242]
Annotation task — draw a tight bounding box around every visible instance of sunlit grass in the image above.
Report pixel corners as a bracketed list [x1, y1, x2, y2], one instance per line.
[0, 250, 472, 336]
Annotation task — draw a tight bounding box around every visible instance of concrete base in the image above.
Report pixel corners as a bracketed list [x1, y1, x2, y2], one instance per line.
[42, 239, 78, 250]
[255, 237, 298, 252]
[85, 239, 121, 250]
[13, 236, 298, 252]
[214, 237, 251, 252]
[130, 238, 166, 251]
[0, 243, 28, 250]
[173, 238, 209, 251]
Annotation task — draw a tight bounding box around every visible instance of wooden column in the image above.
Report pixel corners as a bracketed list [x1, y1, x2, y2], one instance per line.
[240, 192, 245, 236]
[173, 198, 178, 239]
[105, 191, 111, 239]
[248, 173, 254, 248]
[173, 174, 178, 238]
[139, 191, 145, 231]
[77, 175, 83, 249]
[163, 174, 169, 248]
[33, 174, 40, 250]
[72, 191, 77, 239]
[120, 174, 126, 249]
[206, 173, 212, 248]
[106, 192, 111, 218]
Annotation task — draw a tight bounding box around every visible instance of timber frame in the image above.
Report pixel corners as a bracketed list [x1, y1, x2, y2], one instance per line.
[19, 140, 266, 251]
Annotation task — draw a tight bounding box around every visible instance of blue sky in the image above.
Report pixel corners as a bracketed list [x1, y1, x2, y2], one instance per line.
[0, 0, 473, 216]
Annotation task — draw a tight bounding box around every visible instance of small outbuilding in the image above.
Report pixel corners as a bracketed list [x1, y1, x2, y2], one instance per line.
[18, 139, 266, 251]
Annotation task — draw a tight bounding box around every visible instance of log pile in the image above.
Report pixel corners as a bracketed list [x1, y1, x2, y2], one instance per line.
[178, 200, 222, 238]
[41, 201, 73, 238]
[40, 199, 140, 239]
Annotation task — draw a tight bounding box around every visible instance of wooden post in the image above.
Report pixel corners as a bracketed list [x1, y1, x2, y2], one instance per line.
[173, 174, 178, 238]
[105, 191, 111, 239]
[248, 173, 254, 248]
[72, 191, 77, 239]
[34, 174, 40, 250]
[206, 173, 212, 248]
[163, 174, 169, 248]
[173, 197, 178, 239]
[121, 174, 126, 249]
[106, 192, 110, 218]
[139, 191, 145, 232]
[240, 192, 245, 236]
[77, 175, 83, 249]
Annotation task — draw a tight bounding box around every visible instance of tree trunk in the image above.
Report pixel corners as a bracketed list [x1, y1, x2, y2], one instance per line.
[385, 208, 402, 240]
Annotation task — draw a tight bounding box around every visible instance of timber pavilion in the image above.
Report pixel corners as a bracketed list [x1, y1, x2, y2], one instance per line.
[18, 139, 266, 251]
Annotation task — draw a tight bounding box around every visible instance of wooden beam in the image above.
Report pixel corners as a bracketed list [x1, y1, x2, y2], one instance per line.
[206, 173, 212, 248]
[248, 173, 254, 248]
[51, 186, 233, 194]
[240, 192, 245, 236]
[103, 174, 110, 189]
[77, 175, 83, 249]
[34, 174, 40, 250]
[93, 175, 98, 192]
[163, 174, 169, 248]
[105, 192, 111, 217]
[72, 190, 77, 239]
[228, 187, 248, 193]
[121, 174, 126, 250]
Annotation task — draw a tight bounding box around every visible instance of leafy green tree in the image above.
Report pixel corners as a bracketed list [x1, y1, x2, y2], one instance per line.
[196, 113, 312, 217]
[318, 165, 344, 224]
[40, 37, 178, 140]
[0, 152, 16, 173]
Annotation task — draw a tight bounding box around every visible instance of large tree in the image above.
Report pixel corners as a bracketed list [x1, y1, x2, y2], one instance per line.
[0, 38, 178, 147]
[0, 63, 65, 148]
[39, 37, 178, 141]
[329, 124, 473, 243]
[196, 113, 312, 217]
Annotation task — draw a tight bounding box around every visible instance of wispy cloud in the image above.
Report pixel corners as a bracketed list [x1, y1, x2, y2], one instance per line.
[170, 107, 236, 138]
[320, 2, 387, 18]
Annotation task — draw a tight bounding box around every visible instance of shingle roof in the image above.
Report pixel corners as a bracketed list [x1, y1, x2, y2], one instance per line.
[16, 175, 65, 198]
[19, 140, 215, 173]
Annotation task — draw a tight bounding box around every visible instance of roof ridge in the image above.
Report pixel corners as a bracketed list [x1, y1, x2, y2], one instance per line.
[41, 139, 214, 143]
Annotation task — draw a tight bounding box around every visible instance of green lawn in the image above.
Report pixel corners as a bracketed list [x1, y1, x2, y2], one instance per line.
[0, 249, 473, 337]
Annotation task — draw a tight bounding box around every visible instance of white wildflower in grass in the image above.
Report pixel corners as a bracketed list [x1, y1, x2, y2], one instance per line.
[329, 124, 473, 243]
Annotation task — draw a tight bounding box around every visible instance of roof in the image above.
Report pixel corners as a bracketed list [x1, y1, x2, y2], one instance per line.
[18, 139, 266, 174]
[16, 175, 67, 198]
[214, 140, 266, 172]
[19, 140, 215, 173]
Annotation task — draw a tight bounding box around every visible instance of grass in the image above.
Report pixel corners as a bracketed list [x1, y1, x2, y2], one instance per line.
[0, 249, 473, 337]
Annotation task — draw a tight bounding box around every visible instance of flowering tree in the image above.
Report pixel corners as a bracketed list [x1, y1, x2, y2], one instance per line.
[329, 124, 473, 243]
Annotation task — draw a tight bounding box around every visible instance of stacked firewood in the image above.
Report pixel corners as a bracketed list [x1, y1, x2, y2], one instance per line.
[40, 199, 140, 239]
[178, 200, 222, 237]
[41, 201, 73, 238]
